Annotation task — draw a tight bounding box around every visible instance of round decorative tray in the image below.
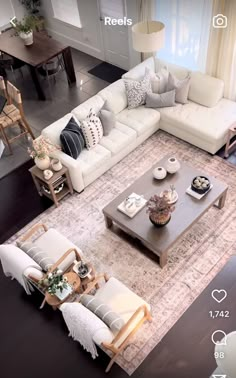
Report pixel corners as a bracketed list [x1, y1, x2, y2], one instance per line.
[42, 183, 64, 195]
[160, 190, 178, 204]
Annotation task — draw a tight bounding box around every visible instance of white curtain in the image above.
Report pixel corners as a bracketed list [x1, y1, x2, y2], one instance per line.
[206, 0, 236, 101]
[155, 0, 212, 71]
[137, 0, 155, 60]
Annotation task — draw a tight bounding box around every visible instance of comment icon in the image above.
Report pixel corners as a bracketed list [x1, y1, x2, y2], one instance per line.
[211, 330, 227, 346]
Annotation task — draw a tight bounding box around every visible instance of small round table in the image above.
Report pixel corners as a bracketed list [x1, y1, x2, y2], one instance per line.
[45, 272, 81, 310]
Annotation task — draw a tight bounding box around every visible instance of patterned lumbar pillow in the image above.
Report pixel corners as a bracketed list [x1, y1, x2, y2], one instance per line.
[99, 100, 116, 136]
[80, 294, 125, 333]
[166, 72, 190, 104]
[60, 116, 85, 159]
[81, 108, 103, 150]
[146, 90, 176, 108]
[124, 70, 152, 109]
[17, 240, 55, 272]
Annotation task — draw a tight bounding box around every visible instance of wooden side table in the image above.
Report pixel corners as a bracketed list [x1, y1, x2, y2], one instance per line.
[45, 272, 81, 310]
[224, 123, 236, 158]
[29, 164, 73, 207]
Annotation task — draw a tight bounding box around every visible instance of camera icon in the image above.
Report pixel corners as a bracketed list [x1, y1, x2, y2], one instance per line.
[213, 14, 227, 28]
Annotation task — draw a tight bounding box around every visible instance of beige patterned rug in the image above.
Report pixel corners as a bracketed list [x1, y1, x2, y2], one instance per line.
[7, 131, 236, 375]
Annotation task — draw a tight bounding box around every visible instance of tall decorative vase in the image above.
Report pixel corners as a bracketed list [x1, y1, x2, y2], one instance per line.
[19, 31, 33, 46]
[35, 156, 50, 170]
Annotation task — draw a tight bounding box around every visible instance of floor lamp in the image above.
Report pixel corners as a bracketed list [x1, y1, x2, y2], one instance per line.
[132, 20, 165, 61]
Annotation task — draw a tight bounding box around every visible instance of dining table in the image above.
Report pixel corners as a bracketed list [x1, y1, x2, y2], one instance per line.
[0, 29, 76, 100]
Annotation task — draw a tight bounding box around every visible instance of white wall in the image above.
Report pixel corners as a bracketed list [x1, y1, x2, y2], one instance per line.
[41, 0, 141, 69]
[41, 0, 105, 60]
[0, 0, 25, 29]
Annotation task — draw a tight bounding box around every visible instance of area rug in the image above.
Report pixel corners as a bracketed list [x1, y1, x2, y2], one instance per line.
[6, 131, 236, 375]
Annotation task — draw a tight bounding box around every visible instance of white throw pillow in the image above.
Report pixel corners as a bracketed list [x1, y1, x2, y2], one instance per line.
[166, 72, 190, 104]
[81, 108, 103, 150]
[146, 67, 169, 94]
[124, 70, 151, 109]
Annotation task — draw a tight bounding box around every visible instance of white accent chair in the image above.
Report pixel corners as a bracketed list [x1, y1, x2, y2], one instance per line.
[78, 273, 152, 372]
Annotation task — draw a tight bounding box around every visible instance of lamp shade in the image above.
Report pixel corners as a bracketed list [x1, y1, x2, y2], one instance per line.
[132, 21, 165, 53]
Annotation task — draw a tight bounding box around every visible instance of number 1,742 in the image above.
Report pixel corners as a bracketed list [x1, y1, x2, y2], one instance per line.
[209, 310, 230, 318]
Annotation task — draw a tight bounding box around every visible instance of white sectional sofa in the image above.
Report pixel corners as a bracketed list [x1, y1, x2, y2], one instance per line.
[42, 57, 236, 193]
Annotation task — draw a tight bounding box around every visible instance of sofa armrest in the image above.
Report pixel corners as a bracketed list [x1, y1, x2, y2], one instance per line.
[122, 57, 155, 81]
[50, 149, 85, 193]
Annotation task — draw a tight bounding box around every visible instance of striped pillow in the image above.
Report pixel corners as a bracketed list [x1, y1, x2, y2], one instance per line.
[60, 117, 85, 159]
[80, 294, 125, 333]
[17, 241, 55, 272]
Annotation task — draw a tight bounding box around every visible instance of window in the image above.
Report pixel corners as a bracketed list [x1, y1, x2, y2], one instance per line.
[51, 0, 81, 29]
[0, 0, 15, 29]
[155, 0, 212, 71]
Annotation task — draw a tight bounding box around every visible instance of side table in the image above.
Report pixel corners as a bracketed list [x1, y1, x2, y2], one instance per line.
[45, 272, 81, 310]
[224, 123, 236, 158]
[29, 164, 73, 207]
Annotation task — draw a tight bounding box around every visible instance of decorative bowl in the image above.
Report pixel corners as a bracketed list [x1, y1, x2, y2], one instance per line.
[191, 176, 211, 194]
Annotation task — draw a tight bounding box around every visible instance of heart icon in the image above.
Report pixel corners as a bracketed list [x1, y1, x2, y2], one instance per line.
[211, 289, 227, 303]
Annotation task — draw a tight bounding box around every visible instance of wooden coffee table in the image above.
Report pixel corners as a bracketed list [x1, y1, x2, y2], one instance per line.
[103, 155, 228, 268]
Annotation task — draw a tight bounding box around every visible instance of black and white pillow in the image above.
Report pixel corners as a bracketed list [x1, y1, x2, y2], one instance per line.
[81, 108, 103, 150]
[60, 117, 85, 159]
[124, 70, 152, 109]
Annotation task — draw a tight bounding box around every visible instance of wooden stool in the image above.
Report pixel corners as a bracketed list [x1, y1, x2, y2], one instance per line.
[224, 123, 236, 158]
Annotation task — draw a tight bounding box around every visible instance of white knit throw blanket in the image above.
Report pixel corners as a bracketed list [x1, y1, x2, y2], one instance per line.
[60, 302, 103, 359]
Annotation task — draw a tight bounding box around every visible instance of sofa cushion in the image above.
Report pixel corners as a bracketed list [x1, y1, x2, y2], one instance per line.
[116, 106, 160, 136]
[81, 294, 125, 333]
[17, 241, 55, 272]
[34, 229, 81, 272]
[81, 109, 103, 150]
[155, 58, 190, 80]
[42, 113, 75, 146]
[98, 79, 127, 114]
[167, 72, 190, 104]
[72, 95, 104, 121]
[188, 71, 224, 107]
[60, 117, 85, 159]
[159, 98, 236, 145]
[78, 144, 111, 178]
[99, 122, 136, 155]
[146, 90, 176, 108]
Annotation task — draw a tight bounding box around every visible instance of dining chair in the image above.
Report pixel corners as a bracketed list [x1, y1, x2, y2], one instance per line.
[0, 77, 35, 154]
[0, 29, 25, 81]
[38, 55, 64, 99]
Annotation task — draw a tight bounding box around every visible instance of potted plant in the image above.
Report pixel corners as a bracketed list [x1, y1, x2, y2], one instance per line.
[18, 0, 41, 15]
[146, 194, 175, 227]
[10, 15, 39, 45]
[39, 269, 68, 296]
[28, 136, 61, 170]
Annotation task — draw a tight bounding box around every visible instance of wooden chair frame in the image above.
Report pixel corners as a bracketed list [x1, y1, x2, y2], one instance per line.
[78, 274, 152, 373]
[0, 78, 35, 154]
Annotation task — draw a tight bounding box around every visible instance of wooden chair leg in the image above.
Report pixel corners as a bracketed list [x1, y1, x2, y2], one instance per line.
[0, 125, 12, 154]
[21, 117, 35, 140]
[105, 351, 121, 373]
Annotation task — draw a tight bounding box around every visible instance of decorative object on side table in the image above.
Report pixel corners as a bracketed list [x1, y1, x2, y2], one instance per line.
[160, 184, 178, 204]
[39, 268, 71, 297]
[146, 194, 175, 227]
[73, 261, 91, 279]
[51, 158, 62, 171]
[43, 169, 53, 180]
[153, 166, 167, 180]
[28, 135, 60, 170]
[165, 157, 181, 174]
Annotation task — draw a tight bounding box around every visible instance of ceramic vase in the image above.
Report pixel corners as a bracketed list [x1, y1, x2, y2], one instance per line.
[35, 155, 50, 170]
[166, 157, 181, 174]
[149, 213, 171, 227]
[51, 158, 62, 171]
[153, 166, 167, 180]
[19, 31, 33, 46]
